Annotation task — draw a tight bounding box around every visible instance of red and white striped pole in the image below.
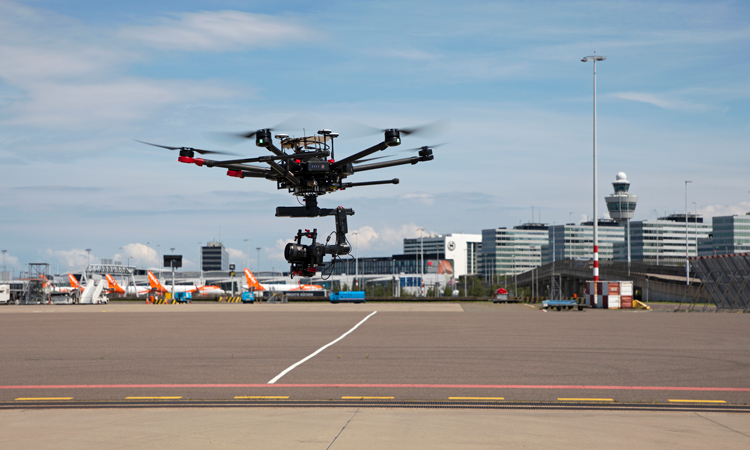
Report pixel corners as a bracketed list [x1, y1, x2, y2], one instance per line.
[582, 54, 605, 282]
[593, 245, 599, 282]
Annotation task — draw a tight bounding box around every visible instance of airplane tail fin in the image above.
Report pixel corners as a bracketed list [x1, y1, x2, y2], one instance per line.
[68, 274, 80, 289]
[105, 274, 124, 293]
[147, 271, 166, 292]
[244, 268, 265, 291]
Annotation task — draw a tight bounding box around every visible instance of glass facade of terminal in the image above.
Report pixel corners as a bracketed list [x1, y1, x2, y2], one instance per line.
[544, 221, 624, 263]
[699, 214, 750, 256]
[201, 242, 229, 272]
[479, 225, 549, 278]
[621, 215, 711, 263]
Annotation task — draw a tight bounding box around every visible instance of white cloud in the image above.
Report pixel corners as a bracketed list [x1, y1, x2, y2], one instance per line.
[400, 193, 435, 206]
[226, 247, 246, 265]
[609, 92, 711, 113]
[699, 202, 750, 219]
[120, 10, 316, 52]
[350, 226, 379, 250]
[0, 4, 249, 131]
[1, 252, 20, 269]
[5, 78, 240, 129]
[270, 238, 295, 265]
[43, 248, 95, 270]
[118, 243, 159, 268]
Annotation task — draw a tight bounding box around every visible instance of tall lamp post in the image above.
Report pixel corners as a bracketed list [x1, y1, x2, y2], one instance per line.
[692, 202, 698, 256]
[352, 231, 359, 291]
[244, 239, 250, 270]
[197, 242, 202, 281]
[685, 180, 692, 285]
[417, 227, 424, 297]
[256, 247, 261, 273]
[582, 54, 606, 282]
[157, 244, 161, 279]
[85, 249, 92, 281]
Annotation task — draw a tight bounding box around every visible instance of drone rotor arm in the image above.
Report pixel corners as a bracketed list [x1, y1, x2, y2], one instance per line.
[203, 160, 271, 174]
[332, 141, 389, 170]
[266, 143, 285, 157]
[341, 179, 399, 188]
[351, 155, 431, 173]
[266, 160, 301, 186]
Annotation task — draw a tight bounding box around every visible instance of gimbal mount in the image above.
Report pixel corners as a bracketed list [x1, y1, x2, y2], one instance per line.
[278, 195, 353, 277]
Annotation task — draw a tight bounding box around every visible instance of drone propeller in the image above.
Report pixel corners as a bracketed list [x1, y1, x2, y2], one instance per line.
[205, 115, 311, 144]
[135, 140, 237, 156]
[341, 119, 450, 139]
[398, 143, 447, 152]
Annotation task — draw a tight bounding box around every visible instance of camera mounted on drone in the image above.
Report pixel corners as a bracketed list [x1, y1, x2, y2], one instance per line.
[138, 121, 440, 277]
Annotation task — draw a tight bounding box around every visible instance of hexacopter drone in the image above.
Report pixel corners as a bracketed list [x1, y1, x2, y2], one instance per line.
[139, 124, 436, 277]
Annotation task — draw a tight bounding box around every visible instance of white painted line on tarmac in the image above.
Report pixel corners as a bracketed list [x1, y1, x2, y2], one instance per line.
[268, 311, 378, 384]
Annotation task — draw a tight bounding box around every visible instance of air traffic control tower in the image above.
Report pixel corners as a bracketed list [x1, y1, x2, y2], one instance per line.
[605, 172, 638, 268]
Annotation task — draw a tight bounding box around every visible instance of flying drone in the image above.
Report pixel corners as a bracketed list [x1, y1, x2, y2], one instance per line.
[139, 123, 437, 277]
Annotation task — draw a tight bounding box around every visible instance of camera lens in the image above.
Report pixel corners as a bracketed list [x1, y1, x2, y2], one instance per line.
[284, 243, 307, 262]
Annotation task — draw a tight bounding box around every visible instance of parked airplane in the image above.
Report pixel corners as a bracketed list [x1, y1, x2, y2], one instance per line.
[105, 274, 151, 296]
[147, 271, 225, 295]
[42, 274, 79, 293]
[68, 274, 81, 290]
[244, 268, 324, 292]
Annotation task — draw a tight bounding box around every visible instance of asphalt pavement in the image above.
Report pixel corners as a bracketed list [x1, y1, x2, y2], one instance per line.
[1, 302, 748, 448]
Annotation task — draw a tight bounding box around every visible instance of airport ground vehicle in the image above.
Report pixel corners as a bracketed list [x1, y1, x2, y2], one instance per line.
[492, 287, 509, 303]
[542, 299, 584, 311]
[330, 291, 365, 303]
[0, 285, 9, 304]
[173, 292, 191, 303]
[241, 291, 255, 303]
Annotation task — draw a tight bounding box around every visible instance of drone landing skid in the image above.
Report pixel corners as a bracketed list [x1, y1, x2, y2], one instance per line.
[279, 196, 353, 278]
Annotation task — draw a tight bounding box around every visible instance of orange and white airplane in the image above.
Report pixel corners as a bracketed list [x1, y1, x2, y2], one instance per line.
[147, 271, 225, 295]
[244, 268, 324, 292]
[42, 274, 80, 293]
[68, 274, 81, 290]
[105, 274, 151, 296]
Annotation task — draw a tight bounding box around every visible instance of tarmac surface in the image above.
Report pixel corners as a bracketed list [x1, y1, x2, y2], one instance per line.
[1, 302, 749, 448]
[2, 407, 750, 449]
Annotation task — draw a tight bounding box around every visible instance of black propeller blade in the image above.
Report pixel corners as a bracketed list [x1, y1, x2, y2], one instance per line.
[340, 119, 450, 139]
[135, 140, 237, 156]
[398, 143, 447, 153]
[204, 115, 311, 144]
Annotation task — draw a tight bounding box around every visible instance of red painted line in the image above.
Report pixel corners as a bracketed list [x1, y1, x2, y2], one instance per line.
[0, 384, 749, 392]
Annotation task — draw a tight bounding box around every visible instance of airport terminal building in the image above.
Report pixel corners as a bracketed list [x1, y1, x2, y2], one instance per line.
[403, 233, 481, 277]
[479, 224, 549, 279]
[616, 214, 712, 263]
[544, 220, 625, 263]
[699, 213, 750, 256]
[201, 242, 229, 272]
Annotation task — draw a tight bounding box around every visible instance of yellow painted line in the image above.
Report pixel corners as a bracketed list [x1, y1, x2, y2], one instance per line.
[449, 397, 505, 401]
[668, 399, 726, 403]
[558, 398, 614, 402]
[234, 396, 289, 399]
[15, 397, 73, 401]
[125, 396, 182, 400]
[341, 396, 395, 400]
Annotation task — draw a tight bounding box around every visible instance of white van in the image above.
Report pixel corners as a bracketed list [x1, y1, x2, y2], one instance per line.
[0, 285, 10, 304]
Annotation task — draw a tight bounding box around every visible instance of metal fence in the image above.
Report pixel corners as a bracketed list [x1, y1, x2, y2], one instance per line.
[679, 254, 750, 312]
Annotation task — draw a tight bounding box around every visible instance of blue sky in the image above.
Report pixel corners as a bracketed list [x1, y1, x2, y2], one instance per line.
[1, 0, 748, 274]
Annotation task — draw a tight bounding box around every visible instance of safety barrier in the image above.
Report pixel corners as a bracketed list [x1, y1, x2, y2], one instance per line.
[148, 298, 176, 305]
[218, 297, 242, 303]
